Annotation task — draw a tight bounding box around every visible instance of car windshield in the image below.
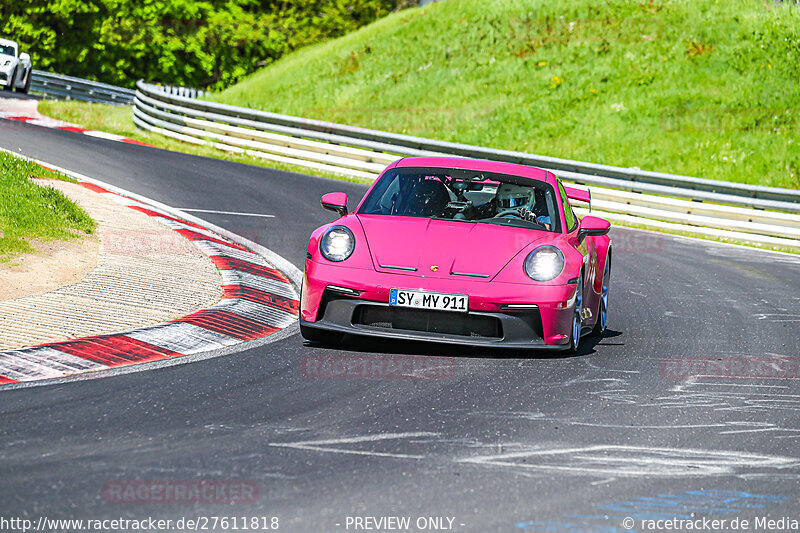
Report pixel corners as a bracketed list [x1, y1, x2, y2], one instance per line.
[358, 167, 561, 232]
[0, 44, 16, 57]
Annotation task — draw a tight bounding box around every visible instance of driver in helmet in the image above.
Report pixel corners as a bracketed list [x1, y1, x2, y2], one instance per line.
[494, 183, 551, 229]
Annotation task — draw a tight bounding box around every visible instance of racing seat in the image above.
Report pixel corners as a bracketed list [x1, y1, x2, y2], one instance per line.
[398, 179, 451, 217]
[532, 189, 549, 218]
[531, 189, 552, 228]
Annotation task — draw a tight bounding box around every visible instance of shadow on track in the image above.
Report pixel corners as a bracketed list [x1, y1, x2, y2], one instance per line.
[0, 91, 39, 101]
[301, 328, 623, 360]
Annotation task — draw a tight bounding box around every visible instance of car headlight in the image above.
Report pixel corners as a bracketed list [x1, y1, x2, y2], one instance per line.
[320, 225, 355, 262]
[524, 245, 564, 281]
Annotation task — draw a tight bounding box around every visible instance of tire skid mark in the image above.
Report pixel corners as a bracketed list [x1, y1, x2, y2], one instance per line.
[267, 432, 800, 480]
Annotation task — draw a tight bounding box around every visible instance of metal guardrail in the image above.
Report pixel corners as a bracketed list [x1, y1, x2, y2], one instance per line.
[30, 70, 135, 105]
[29, 72, 206, 106]
[156, 84, 206, 99]
[132, 80, 800, 250]
[134, 81, 800, 212]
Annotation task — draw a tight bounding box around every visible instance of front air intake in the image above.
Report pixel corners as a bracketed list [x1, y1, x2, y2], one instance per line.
[352, 305, 502, 339]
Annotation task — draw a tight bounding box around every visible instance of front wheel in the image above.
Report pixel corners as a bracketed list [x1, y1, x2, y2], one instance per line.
[566, 274, 583, 354]
[19, 69, 31, 94]
[300, 324, 343, 346]
[592, 254, 611, 337]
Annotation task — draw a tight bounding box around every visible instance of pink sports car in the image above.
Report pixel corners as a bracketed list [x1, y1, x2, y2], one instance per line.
[300, 157, 611, 352]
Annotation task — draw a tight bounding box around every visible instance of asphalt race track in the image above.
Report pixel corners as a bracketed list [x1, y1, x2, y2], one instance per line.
[0, 91, 39, 101]
[2, 117, 800, 532]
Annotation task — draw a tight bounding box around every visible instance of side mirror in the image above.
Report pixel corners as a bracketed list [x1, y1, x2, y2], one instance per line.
[321, 192, 348, 217]
[577, 216, 610, 243]
[19, 53, 30, 62]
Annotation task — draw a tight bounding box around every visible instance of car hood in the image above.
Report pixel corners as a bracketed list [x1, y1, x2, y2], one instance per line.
[357, 214, 551, 281]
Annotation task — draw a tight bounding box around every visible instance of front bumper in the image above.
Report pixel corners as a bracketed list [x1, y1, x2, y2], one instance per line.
[302, 259, 578, 350]
[0, 67, 14, 86]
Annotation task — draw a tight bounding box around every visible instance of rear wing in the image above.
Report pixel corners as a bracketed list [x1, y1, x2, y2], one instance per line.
[564, 186, 591, 206]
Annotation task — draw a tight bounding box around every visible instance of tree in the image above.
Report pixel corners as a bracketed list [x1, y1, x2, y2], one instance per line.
[1, 0, 403, 89]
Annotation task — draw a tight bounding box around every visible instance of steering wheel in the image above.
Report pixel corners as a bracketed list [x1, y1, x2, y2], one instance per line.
[494, 209, 523, 218]
[493, 209, 547, 228]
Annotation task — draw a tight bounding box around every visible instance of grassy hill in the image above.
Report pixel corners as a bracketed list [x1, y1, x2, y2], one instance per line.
[214, 0, 800, 189]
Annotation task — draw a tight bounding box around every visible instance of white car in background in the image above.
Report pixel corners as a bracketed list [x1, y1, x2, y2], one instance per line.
[0, 38, 32, 93]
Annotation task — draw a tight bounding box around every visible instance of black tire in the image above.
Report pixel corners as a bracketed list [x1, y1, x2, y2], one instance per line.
[566, 274, 584, 354]
[300, 324, 343, 346]
[591, 253, 611, 337]
[19, 69, 31, 94]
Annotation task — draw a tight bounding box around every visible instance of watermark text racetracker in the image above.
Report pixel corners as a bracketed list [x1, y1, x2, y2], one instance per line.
[627, 515, 800, 531]
[301, 355, 457, 379]
[0, 515, 280, 532]
[660, 355, 800, 380]
[103, 480, 258, 504]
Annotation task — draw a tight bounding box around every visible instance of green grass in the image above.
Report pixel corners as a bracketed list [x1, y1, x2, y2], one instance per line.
[213, 0, 800, 190]
[0, 152, 96, 263]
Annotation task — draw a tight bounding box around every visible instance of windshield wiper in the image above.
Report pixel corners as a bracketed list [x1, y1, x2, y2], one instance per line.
[430, 216, 476, 223]
[481, 218, 547, 230]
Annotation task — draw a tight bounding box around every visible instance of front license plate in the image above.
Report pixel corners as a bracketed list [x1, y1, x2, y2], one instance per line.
[389, 289, 468, 313]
